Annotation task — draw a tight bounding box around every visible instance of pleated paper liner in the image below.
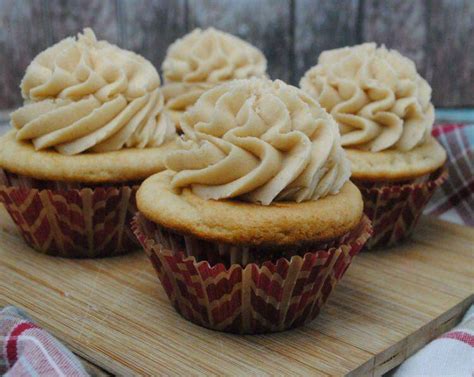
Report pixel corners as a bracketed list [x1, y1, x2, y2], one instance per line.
[0, 169, 140, 258]
[132, 213, 372, 334]
[354, 168, 448, 250]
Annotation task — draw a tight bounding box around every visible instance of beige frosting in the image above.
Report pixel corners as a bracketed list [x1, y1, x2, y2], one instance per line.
[161, 82, 215, 114]
[12, 28, 175, 155]
[161, 28, 267, 113]
[165, 79, 351, 205]
[300, 43, 434, 152]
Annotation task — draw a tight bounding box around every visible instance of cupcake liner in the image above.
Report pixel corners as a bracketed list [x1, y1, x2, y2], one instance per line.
[132, 213, 372, 334]
[0, 169, 139, 258]
[355, 168, 447, 250]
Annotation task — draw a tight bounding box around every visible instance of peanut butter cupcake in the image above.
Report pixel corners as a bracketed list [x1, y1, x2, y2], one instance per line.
[161, 27, 267, 129]
[0, 28, 176, 257]
[133, 78, 371, 333]
[300, 43, 447, 249]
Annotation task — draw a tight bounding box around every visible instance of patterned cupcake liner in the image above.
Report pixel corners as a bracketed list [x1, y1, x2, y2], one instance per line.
[0, 169, 140, 258]
[354, 168, 448, 250]
[132, 213, 372, 334]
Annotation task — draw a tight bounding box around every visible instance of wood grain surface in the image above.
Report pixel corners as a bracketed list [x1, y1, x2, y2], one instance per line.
[425, 0, 474, 107]
[0, 0, 50, 108]
[362, 1, 427, 72]
[293, 0, 359, 85]
[48, 0, 120, 44]
[0, 206, 472, 376]
[188, 0, 292, 82]
[118, 0, 187, 74]
[1, 0, 474, 108]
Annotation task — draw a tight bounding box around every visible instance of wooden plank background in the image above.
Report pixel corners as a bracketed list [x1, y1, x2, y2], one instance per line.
[1, 0, 473, 109]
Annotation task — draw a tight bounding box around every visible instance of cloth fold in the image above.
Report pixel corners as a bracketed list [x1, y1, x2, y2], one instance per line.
[425, 124, 474, 226]
[0, 306, 89, 377]
[394, 305, 474, 377]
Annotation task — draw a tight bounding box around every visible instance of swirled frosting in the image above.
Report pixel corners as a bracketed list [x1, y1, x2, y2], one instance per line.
[161, 82, 215, 114]
[11, 28, 175, 155]
[161, 28, 267, 113]
[165, 79, 351, 205]
[300, 43, 434, 152]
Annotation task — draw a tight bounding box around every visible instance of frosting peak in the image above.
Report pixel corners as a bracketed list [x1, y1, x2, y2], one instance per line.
[162, 28, 267, 83]
[161, 28, 267, 114]
[165, 79, 350, 205]
[300, 43, 434, 152]
[12, 28, 175, 155]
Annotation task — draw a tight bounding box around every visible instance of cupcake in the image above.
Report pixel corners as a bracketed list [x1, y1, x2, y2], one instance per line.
[161, 27, 267, 129]
[133, 78, 371, 333]
[0, 28, 176, 258]
[300, 43, 447, 249]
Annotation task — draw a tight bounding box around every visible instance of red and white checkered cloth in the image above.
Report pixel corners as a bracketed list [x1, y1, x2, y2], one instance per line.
[0, 306, 89, 377]
[394, 305, 474, 376]
[425, 124, 474, 226]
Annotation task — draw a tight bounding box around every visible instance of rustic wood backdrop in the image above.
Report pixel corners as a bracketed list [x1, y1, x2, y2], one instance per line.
[1, 0, 473, 110]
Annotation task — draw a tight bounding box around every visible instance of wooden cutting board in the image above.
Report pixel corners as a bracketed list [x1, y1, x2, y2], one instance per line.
[0, 205, 472, 376]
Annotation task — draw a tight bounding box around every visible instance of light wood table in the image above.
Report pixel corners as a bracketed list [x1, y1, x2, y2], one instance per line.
[0, 205, 472, 376]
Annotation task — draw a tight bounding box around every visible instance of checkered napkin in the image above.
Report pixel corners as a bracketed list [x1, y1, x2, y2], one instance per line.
[394, 305, 474, 377]
[0, 306, 89, 377]
[425, 124, 474, 226]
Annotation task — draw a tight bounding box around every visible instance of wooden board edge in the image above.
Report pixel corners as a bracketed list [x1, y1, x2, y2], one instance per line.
[55, 340, 133, 376]
[76, 354, 113, 377]
[50, 334, 134, 376]
[348, 294, 474, 377]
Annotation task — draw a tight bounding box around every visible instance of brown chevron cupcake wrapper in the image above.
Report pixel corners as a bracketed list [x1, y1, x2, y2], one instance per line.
[132, 213, 372, 334]
[0, 169, 140, 258]
[355, 168, 448, 250]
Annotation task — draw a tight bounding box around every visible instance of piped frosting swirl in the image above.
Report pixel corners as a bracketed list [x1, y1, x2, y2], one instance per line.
[162, 28, 267, 113]
[300, 43, 434, 152]
[165, 79, 351, 205]
[12, 28, 175, 155]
